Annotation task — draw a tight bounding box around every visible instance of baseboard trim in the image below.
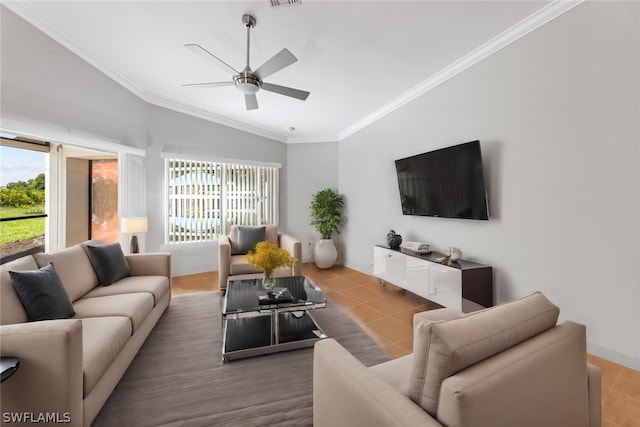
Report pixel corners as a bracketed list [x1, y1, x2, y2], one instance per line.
[588, 343, 640, 371]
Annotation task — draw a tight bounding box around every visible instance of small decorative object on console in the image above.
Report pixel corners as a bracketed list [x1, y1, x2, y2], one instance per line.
[436, 247, 463, 264]
[400, 241, 431, 254]
[386, 230, 403, 249]
[446, 247, 462, 262]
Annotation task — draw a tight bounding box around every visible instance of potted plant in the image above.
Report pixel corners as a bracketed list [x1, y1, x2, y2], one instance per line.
[310, 188, 344, 269]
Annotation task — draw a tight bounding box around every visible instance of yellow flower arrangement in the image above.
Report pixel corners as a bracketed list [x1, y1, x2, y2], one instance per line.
[245, 241, 296, 283]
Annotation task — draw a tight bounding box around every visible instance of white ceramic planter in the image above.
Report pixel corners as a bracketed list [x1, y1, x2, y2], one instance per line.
[314, 239, 337, 269]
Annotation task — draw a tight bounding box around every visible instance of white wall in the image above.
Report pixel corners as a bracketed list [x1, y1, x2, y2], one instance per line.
[0, 7, 148, 149]
[286, 142, 339, 262]
[339, 2, 640, 369]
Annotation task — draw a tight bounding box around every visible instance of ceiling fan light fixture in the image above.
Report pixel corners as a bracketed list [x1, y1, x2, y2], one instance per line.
[234, 73, 261, 94]
[236, 81, 260, 94]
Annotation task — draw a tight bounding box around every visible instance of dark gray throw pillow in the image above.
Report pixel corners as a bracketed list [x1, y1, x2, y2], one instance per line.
[86, 243, 130, 286]
[237, 225, 266, 255]
[10, 262, 75, 322]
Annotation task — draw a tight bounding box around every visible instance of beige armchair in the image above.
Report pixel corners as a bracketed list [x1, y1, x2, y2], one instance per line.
[218, 225, 302, 293]
[314, 292, 601, 427]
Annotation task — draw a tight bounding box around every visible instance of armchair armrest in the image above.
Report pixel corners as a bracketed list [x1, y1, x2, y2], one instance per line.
[314, 339, 442, 427]
[279, 233, 302, 276]
[218, 235, 231, 291]
[126, 253, 172, 278]
[0, 319, 83, 427]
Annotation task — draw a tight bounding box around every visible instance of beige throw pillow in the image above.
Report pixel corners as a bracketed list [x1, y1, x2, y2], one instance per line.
[408, 291, 560, 417]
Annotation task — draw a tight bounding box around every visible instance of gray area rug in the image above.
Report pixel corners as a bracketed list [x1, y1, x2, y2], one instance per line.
[93, 291, 390, 426]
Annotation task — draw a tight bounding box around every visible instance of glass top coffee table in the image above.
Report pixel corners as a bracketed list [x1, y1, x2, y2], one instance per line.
[222, 275, 328, 362]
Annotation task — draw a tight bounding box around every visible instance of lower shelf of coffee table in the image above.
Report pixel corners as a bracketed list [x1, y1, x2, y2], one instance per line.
[222, 311, 327, 362]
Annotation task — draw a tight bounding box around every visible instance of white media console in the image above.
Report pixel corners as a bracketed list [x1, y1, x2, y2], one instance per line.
[373, 245, 493, 313]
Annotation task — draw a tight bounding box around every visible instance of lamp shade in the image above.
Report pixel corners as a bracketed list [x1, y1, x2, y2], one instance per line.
[121, 217, 148, 234]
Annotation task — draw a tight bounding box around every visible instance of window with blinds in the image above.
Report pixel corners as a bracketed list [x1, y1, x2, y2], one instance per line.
[166, 159, 279, 243]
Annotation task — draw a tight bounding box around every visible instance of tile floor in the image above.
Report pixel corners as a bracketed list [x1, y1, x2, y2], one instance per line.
[172, 263, 640, 427]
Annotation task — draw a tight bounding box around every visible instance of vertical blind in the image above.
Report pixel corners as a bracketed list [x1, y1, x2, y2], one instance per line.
[166, 158, 279, 243]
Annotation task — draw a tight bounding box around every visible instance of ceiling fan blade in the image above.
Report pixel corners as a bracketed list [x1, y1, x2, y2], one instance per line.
[182, 82, 234, 88]
[253, 48, 297, 80]
[261, 82, 310, 101]
[245, 94, 259, 110]
[185, 43, 239, 75]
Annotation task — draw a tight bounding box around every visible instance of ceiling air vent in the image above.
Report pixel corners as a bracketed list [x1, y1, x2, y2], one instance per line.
[269, 0, 301, 7]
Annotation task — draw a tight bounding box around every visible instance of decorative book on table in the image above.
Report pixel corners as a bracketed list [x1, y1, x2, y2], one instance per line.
[258, 288, 294, 305]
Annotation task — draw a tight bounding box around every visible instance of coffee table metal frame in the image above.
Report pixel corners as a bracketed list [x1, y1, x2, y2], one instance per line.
[222, 275, 328, 362]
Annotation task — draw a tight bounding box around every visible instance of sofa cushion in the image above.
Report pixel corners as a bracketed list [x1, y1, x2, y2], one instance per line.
[0, 256, 37, 325]
[34, 245, 99, 301]
[72, 292, 154, 333]
[9, 262, 76, 322]
[229, 255, 263, 275]
[436, 322, 590, 427]
[408, 292, 560, 417]
[85, 243, 130, 286]
[81, 316, 132, 397]
[81, 275, 170, 305]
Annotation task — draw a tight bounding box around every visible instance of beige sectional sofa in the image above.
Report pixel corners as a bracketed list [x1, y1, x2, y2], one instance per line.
[0, 242, 171, 427]
[314, 292, 601, 427]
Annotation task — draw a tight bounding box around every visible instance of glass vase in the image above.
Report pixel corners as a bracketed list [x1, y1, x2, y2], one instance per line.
[263, 273, 276, 291]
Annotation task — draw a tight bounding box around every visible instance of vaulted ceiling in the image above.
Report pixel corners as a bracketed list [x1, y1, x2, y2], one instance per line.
[5, 1, 580, 143]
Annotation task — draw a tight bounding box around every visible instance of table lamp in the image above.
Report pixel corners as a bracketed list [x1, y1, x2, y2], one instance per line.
[121, 217, 148, 254]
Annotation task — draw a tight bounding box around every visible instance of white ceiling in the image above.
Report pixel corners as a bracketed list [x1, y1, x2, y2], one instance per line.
[5, 1, 577, 143]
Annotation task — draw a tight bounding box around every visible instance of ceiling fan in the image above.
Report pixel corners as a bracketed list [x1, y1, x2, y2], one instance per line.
[183, 13, 310, 111]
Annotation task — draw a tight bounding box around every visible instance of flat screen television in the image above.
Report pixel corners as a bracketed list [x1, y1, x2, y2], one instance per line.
[394, 140, 489, 220]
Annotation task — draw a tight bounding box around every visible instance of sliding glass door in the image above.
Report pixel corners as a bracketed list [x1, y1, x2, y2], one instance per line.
[0, 139, 48, 263]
